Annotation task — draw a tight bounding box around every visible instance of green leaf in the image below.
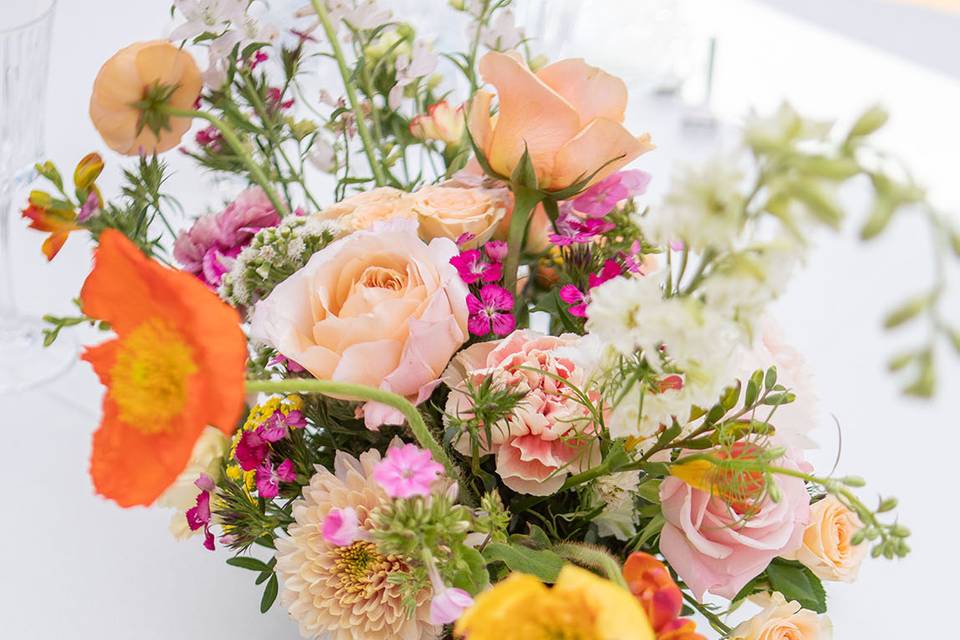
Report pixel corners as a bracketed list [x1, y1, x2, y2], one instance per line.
[510, 143, 539, 191]
[482, 542, 564, 582]
[946, 327, 960, 356]
[720, 382, 741, 411]
[452, 545, 491, 595]
[635, 479, 662, 504]
[860, 194, 897, 240]
[260, 574, 279, 613]
[883, 293, 934, 329]
[632, 514, 664, 550]
[762, 392, 796, 406]
[227, 556, 272, 573]
[764, 366, 778, 391]
[525, 524, 552, 550]
[787, 181, 843, 228]
[766, 559, 827, 613]
[847, 105, 889, 138]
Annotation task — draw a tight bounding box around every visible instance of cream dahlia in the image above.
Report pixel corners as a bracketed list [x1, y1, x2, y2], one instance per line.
[275, 448, 438, 640]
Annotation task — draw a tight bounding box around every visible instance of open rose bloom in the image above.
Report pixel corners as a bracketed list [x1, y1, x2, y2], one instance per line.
[252, 219, 469, 428]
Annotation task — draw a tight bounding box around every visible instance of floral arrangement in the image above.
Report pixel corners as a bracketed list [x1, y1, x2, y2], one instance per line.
[28, 1, 960, 639]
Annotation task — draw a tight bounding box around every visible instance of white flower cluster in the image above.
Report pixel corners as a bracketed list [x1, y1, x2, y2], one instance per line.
[590, 470, 641, 541]
[587, 273, 740, 442]
[640, 153, 747, 254]
[220, 216, 339, 308]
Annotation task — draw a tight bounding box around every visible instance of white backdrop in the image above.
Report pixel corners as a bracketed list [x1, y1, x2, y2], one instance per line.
[2, 1, 958, 638]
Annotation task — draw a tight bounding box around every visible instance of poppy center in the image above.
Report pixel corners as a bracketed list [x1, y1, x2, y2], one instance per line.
[109, 318, 197, 434]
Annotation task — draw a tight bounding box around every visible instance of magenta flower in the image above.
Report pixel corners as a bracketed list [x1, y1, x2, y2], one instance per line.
[185, 474, 217, 551]
[450, 249, 503, 284]
[269, 354, 306, 373]
[194, 125, 223, 150]
[173, 187, 281, 288]
[571, 169, 651, 217]
[484, 240, 508, 262]
[456, 232, 476, 247]
[267, 87, 294, 110]
[249, 50, 268, 69]
[466, 284, 516, 337]
[257, 410, 306, 443]
[256, 458, 297, 499]
[549, 213, 615, 246]
[235, 431, 269, 471]
[322, 506, 363, 547]
[372, 444, 444, 498]
[559, 260, 622, 319]
[76, 192, 101, 223]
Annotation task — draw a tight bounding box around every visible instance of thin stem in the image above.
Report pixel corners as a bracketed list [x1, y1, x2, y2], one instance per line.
[310, 0, 387, 187]
[683, 592, 732, 636]
[245, 378, 457, 480]
[502, 188, 545, 294]
[160, 106, 288, 216]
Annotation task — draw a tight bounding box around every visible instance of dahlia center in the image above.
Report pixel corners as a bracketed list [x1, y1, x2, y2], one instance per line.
[333, 541, 401, 594]
[109, 318, 197, 434]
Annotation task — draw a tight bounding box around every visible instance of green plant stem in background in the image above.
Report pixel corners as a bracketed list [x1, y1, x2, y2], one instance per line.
[245, 378, 457, 479]
[553, 542, 628, 589]
[310, 0, 387, 187]
[502, 188, 545, 294]
[161, 106, 288, 216]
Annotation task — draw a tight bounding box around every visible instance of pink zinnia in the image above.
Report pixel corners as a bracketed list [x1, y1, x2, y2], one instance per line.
[372, 444, 443, 498]
[466, 284, 515, 337]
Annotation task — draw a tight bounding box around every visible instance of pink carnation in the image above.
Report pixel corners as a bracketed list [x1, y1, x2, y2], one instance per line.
[659, 451, 812, 600]
[443, 330, 601, 495]
[173, 187, 281, 288]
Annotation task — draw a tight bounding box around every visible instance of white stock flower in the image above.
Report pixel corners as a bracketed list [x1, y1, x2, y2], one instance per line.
[642, 154, 746, 253]
[480, 10, 524, 51]
[308, 137, 337, 172]
[389, 40, 439, 109]
[170, 0, 248, 41]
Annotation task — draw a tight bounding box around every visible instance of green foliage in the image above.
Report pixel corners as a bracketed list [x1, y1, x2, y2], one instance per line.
[481, 542, 564, 582]
[766, 559, 828, 613]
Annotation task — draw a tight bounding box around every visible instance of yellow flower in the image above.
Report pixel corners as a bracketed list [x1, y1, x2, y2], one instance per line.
[454, 565, 654, 640]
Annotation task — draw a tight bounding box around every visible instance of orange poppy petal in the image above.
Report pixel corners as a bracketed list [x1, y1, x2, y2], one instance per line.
[479, 51, 580, 181]
[549, 121, 653, 190]
[536, 58, 629, 125]
[41, 232, 69, 260]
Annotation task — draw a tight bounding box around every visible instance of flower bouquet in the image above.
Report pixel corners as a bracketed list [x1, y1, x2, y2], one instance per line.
[27, 1, 960, 639]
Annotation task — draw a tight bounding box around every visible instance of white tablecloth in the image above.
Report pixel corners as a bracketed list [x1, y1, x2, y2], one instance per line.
[2, 1, 957, 637]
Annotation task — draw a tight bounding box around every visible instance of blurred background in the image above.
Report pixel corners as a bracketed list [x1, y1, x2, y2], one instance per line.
[3, 0, 958, 637]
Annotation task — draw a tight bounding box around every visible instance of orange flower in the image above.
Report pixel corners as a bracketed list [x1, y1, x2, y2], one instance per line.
[623, 552, 684, 632]
[89, 40, 202, 155]
[21, 191, 79, 260]
[468, 52, 654, 192]
[657, 619, 707, 640]
[80, 230, 247, 507]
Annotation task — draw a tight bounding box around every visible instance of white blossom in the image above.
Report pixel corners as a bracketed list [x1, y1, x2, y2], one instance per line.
[309, 137, 337, 172]
[480, 10, 524, 51]
[591, 471, 641, 540]
[388, 40, 438, 109]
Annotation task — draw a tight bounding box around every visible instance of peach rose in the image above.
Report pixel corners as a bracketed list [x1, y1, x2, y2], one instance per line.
[784, 495, 867, 582]
[313, 187, 417, 232]
[90, 41, 202, 155]
[730, 593, 833, 640]
[468, 52, 654, 191]
[410, 101, 465, 145]
[413, 183, 508, 247]
[443, 330, 601, 495]
[251, 219, 469, 429]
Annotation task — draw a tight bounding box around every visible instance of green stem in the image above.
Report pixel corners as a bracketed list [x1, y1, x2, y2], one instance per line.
[244, 378, 457, 479]
[683, 592, 732, 636]
[503, 188, 545, 294]
[310, 0, 387, 187]
[552, 542, 628, 589]
[161, 106, 288, 216]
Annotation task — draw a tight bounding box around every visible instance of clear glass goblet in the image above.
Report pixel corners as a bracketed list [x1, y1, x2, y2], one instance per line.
[0, 0, 73, 394]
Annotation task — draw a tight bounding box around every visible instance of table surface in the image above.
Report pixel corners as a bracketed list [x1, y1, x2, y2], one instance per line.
[3, 1, 958, 638]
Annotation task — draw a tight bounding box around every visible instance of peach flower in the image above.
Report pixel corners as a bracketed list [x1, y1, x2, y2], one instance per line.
[410, 101, 465, 145]
[413, 182, 508, 247]
[784, 495, 868, 582]
[659, 450, 811, 600]
[443, 330, 602, 495]
[312, 187, 417, 232]
[468, 52, 654, 191]
[730, 593, 833, 640]
[90, 40, 202, 155]
[251, 219, 469, 429]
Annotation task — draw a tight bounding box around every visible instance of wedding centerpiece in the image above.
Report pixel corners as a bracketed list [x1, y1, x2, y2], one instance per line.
[26, 1, 959, 639]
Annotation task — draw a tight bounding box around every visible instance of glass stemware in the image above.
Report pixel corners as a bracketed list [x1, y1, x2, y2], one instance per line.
[0, 0, 73, 393]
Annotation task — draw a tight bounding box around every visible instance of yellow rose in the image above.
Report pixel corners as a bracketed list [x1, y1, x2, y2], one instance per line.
[785, 495, 868, 582]
[313, 187, 417, 232]
[413, 183, 508, 247]
[731, 593, 832, 640]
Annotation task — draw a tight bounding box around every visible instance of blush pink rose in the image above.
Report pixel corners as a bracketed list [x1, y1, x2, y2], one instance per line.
[443, 330, 601, 495]
[251, 219, 469, 429]
[659, 451, 812, 600]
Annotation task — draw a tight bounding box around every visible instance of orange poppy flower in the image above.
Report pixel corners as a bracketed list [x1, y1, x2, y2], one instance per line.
[80, 230, 247, 507]
[89, 40, 202, 155]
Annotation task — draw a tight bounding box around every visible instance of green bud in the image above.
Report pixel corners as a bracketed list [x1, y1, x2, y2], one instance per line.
[891, 524, 911, 538]
[896, 540, 911, 557]
[865, 527, 880, 541]
[850, 530, 866, 546]
[841, 475, 866, 487]
[883, 293, 934, 329]
[448, 0, 467, 10]
[877, 497, 898, 513]
[948, 327, 960, 356]
[871, 544, 883, 558]
[882, 544, 895, 560]
[35, 160, 63, 190]
[887, 351, 916, 372]
[848, 105, 889, 138]
[861, 194, 896, 240]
